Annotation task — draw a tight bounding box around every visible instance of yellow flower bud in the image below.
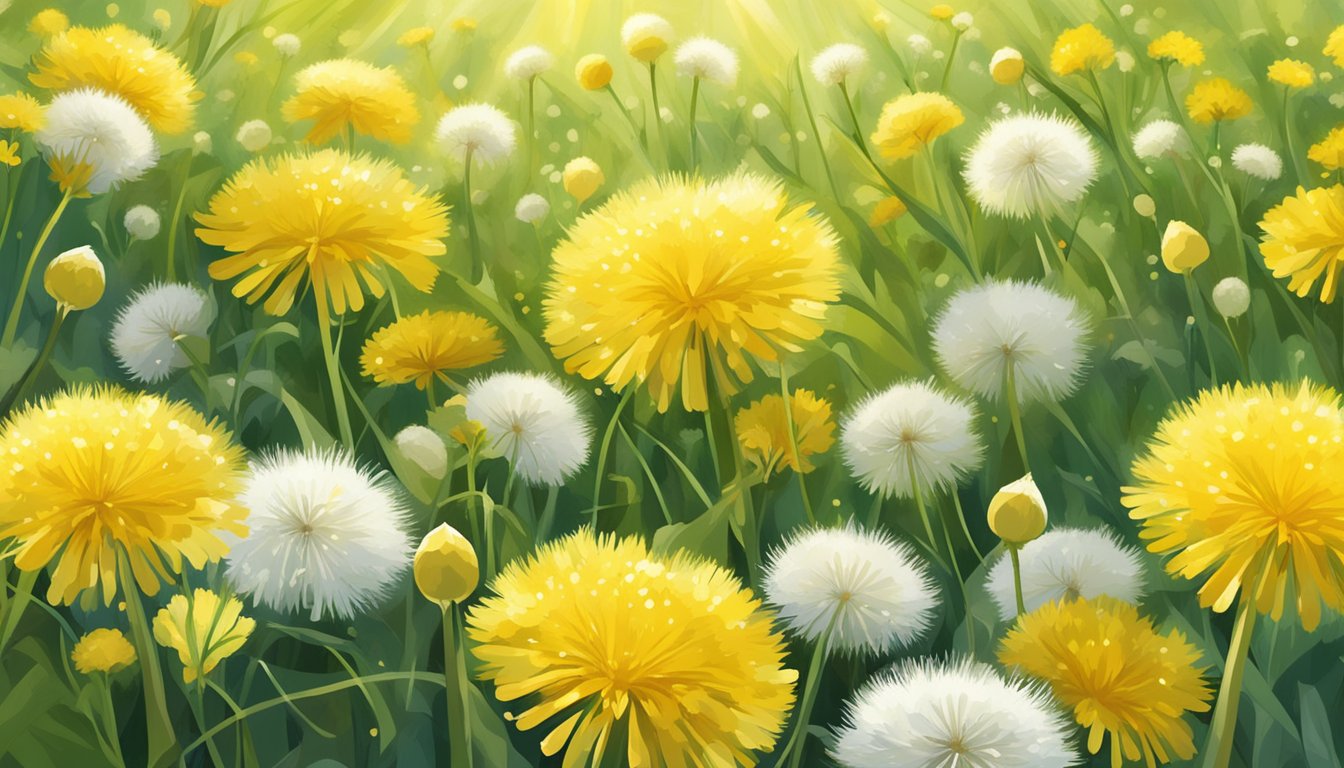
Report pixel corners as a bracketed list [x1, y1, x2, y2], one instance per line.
[988, 474, 1047, 545]
[414, 523, 479, 607]
[71, 628, 137, 674]
[990, 47, 1025, 85]
[868, 196, 908, 227]
[576, 54, 613, 90]
[449, 418, 486, 449]
[44, 245, 105, 310]
[451, 17, 477, 33]
[930, 4, 954, 20]
[563, 156, 605, 203]
[1161, 220, 1209, 273]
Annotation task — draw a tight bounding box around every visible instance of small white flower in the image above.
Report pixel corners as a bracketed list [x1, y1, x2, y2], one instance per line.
[514, 193, 550, 223]
[986, 527, 1145, 621]
[1132, 119, 1185, 159]
[225, 448, 413, 621]
[932, 279, 1090, 404]
[674, 37, 738, 85]
[1212, 276, 1251, 318]
[123, 205, 160, 240]
[110, 282, 214, 383]
[1116, 49, 1136, 71]
[751, 103, 771, 119]
[192, 130, 212, 156]
[832, 658, 1078, 768]
[35, 88, 158, 195]
[1231, 143, 1283, 180]
[466, 372, 591, 486]
[963, 113, 1098, 219]
[504, 45, 554, 80]
[394, 425, 448, 479]
[764, 525, 939, 656]
[272, 33, 301, 57]
[435, 104, 517, 167]
[951, 11, 973, 31]
[810, 43, 868, 86]
[841, 380, 983, 499]
[235, 119, 272, 152]
[906, 34, 932, 55]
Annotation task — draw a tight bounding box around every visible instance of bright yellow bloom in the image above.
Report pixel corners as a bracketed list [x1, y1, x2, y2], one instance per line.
[1268, 58, 1314, 88]
[1146, 31, 1204, 67]
[30, 25, 198, 134]
[1308, 125, 1344, 170]
[1327, 25, 1344, 68]
[72, 628, 137, 674]
[1257, 185, 1344, 302]
[1124, 382, 1344, 630]
[414, 523, 478, 607]
[360, 310, 503, 390]
[930, 4, 954, 20]
[1001, 597, 1212, 768]
[0, 140, 18, 167]
[735, 389, 835, 477]
[1050, 23, 1115, 76]
[868, 195, 908, 227]
[29, 9, 69, 37]
[870, 92, 964, 160]
[0, 93, 46, 132]
[153, 588, 255, 683]
[544, 174, 840, 412]
[1185, 77, 1252, 124]
[198, 149, 449, 317]
[469, 532, 797, 767]
[281, 59, 420, 145]
[0, 387, 246, 605]
[397, 26, 435, 48]
[575, 54, 613, 90]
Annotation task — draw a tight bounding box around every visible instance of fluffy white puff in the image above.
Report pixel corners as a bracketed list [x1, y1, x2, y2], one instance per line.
[932, 279, 1090, 404]
[810, 43, 868, 86]
[123, 204, 161, 240]
[986, 527, 1145, 621]
[1212, 276, 1251, 318]
[110, 282, 214, 383]
[674, 37, 738, 85]
[503, 45, 554, 80]
[764, 526, 939, 656]
[514, 192, 550, 223]
[841, 380, 983, 499]
[235, 119, 272, 152]
[832, 658, 1078, 768]
[35, 88, 158, 196]
[1231, 143, 1283, 180]
[465, 372, 591, 486]
[1132, 119, 1185, 159]
[435, 103, 517, 167]
[272, 33, 301, 57]
[621, 13, 674, 52]
[907, 34, 932, 55]
[963, 112, 1098, 219]
[224, 448, 413, 621]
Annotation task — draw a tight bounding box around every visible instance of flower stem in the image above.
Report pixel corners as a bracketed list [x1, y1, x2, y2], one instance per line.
[777, 365, 815, 525]
[688, 76, 701, 172]
[777, 619, 835, 768]
[315, 300, 355, 452]
[0, 568, 38, 655]
[442, 605, 473, 768]
[462, 147, 483, 284]
[119, 553, 178, 768]
[1183, 270, 1219, 385]
[165, 151, 193, 283]
[1204, 598, 1257, 768]
[906, 452, 950, 573]
[647, 62, 664, 167]
[1003, 364, 1031, 475]
[3, 187, 74, 349]
[0, 162, 24, 256]
[939, 31, 963, 92]
[9, 306, 66, 409]
[795, 57, 839, 199]
[1008, 545, 1026, 616]
[589, 387, 635, 529]
[99, 674, 128, 768]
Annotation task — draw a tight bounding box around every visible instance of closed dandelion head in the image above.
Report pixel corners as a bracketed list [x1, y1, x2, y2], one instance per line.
[1258, 184, 1344, 302]
[1232, 143, 1283, 180]
[1146, 30, 1204, 67]
[234, 119, 271, 152]
[764, 525, 939, 655]
[933, 279, 1090, 404]
[1132, 119, 1186, 160]
[811, 43, 868, 86]
[71, 628, 137, 675]
[111, 282, 214, 383]
[504, 45, 554, 80]
[465, 372, 591, 486]
[29, 8, 69, 37]
[1328, 25, 1344, 68]
[1308, 126, 1344, 171]
[1050, 23, 1115, 75]
[123, 204, 161, 240]
[1000, 596, 1212, 768]
[272, 33, 300, 57]
[435, 103, 517, 166]
[674, 37, 738, 85]
[1211, 276, 1251, 318]
[622, 13, 674, 62]
[1267, 58, 1314, 89]
[514, 192, 549, 223]
[870, 92, 964, 160]
[841, 380, 983, 499]
[1186, 77, 1252, 124]
[468, 532, 797, 766]
[360, 310, 503, 391]
[224, 448, 413, 621]
[963, 113, 1098, 218]
[282, 59, 420, 144]
[152, 588, 255, 683]
[0, 92, 46, 133]
[832, 658, 1079, 768]
[987, 527, 1145, 621]
[35, 88, 158, 196]
[544, 174, 840, 412]
[735, 388, 836, 478]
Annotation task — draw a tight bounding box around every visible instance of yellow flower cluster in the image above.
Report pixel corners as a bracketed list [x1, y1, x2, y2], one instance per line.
[360, 310, 503, 391]
[282, 59, 421, 145]
[1050, 23, 1115, 75]
[1185, 77, 1252, 124]
[870, 92, 964, 160]
[735, 388, 836, 477]
[1147, 31, 1205, 67]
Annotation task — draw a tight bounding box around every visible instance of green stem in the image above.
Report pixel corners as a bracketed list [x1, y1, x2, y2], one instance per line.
[1008, 545, 1026, 616]
[315, 300, 355, 452]
[796, 57, 839, 199]
[1183, 270, 1220, 385]
[1280, 88, 1304, 184]
[907, 452, 949, 573]
[100, 674, 128, 768]
[0, 568, 38, 654]
[526, 76, 537, 178]
[443, 606, 473, 768]
[949, 492, 984, 563]
[776, 366, 815, 524]
[119, 554, 178, 768]
[590, 387, 635, 529]
[165, 152, 192, 282]
[3, 187, 74, 349]
[688, 76, 701, 172]
[648, 62, 663, 167]
[194, 683, 227, 768]
[1203, 598, 1257, 768]
[0, 162, 24, 256]
[8, 306, 66, 409]
[462, 147, 483, 284]
[1003, 364, 1031, 475]
[939, 31, 963, 92]
[777, 619, 835, 768]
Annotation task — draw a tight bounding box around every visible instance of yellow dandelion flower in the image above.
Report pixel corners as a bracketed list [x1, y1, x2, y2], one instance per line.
[1185, 77, 1253, 124]
[1124, 382, 1344, 629]
[735, 388, 835, 477]
[29, 8, 68, 37]
[233, 51, 259, 69]
[398, 26, 435, 48]
[1257, 185, 1344, 302]
[360, 310, 503, 390]
[1001, 597, 1212, 768]
[1146, 31, 1204, 67]
[30, 25, 199, 134]
[468, 532, 797, 767]
[452, 17, 477, 33]
[71, 628, 137, 674]
[281, 59, 421, 145]
[1325, 25, 1344, 68]
[869, 195, 908, 227]
[1050, 23, 1115, 76]
[1309, 126, 1344, 170]
[930, 4, 954, 20]
[0, 93, 47, 133]
[153, 588, 255, 683]
[870, 92, 964, 160]
[0, 387, 247, 605]
[197, 149, 449, 317]
[0, 140, 18, 167]
[1268, 58, 1314, 88]
[543, 174, 840, 412]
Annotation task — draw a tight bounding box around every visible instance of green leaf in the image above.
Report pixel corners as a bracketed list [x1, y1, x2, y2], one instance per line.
[1299, 684, 1341, 768]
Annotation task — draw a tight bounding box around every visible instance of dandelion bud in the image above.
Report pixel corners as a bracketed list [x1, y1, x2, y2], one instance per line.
[868, 196, 908, 227]
[515, 193, 550, 223]
[576, 54, 613, 90]
[71, 628, 137, 674]
[622, 13, 673, 63]
[235, 119, 272, 153]
[1132, 194, 1156, 218]
[1212, 277, 1251, 318]
[563, 156, 604, 203]
[990, 47, 1024, 85]
[395, 425, 448, 479]
[44, 245, 104, 311]
[414, 523, 479, 607]
[988, 474, 1047, 546]
[192, 130, 213, 155]
[124, 204, 161, 240]
[1160, 220, 1209, 273]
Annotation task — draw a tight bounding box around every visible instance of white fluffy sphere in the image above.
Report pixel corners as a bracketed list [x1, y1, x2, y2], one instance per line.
[435, 104, 517, 167]
[35, 88, 158, 195]
[110, 282, 214, 383]
[123, 204, 161, 240]
[465, 372, 591, 486]
[674, 37, 739, 85]
[963, 113, 1098, 219]
[810, 43, 868, 86]
[986, 527, 1145, 621]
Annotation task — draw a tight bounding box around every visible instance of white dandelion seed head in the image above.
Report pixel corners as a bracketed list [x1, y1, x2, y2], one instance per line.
[751, 103, 771, 119]
[35, 88, 158, 196]
[272, 33, 301, 57]
[503, 45, 554, 80]
[394, 425, 449, 479]
[986, 527, 1145, 622]
[811, 43, 869, 86]
[465, 372, 591, 486]
[1116, 49, 1136, 72]
[514, 192, 550, 223]
[963, 112, 1098, 219]
[674, 37, 738, 85]
[225, 447, 413, 621]
[764, 525, 940, 656]
[1212, 276, 1252, 318]
[192, 130, 212, 156]
[1132, 119, 1186, 160]
[110, 282, 214, 383]
[621, 13, 674, 51]
[841, 380, 984, 499]
[123, 204, 160, 240]
[932, 279, 1091, 404]
[1231, 143, 1282, 180]
[832, 658, 1079, 768]
[907, 34, 933, 55]
[951, 11, 974, 31]
[435, 103, 517, 167]
[235, 119, 272, 153]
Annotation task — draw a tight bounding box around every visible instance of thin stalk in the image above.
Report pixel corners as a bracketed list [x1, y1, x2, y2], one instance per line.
[526, 76, 537, 177]
[99, 674, 127, 768]
[8, 306, 66, 408]
[315, 300, 355, 452]
[0, 163, 24, 255]
[1003, 364, 1031, 475]
[776, 367, 815, 524]
[688, 77, 701, 171]
[462, 147, 483, 283]
[939, 31, 963, 92]
[165, 152, 193, 282]
[443, 606, 473, 768]
[795, 57, 839, 199]
[589, 387, 635, 528]
[1008, 545, 1026, 616]
[193, 684, 227, 768]
[605, 85, 647, 151]
[3, 187, 74, 348]
[1183, 270, 1220, 385]
[119, 554, 177, 768]
[1280, 88, 1304, 183]
[1203, 598, 1256, 768]
[906, 452, 949, 573]
[0, 569, 38, 654]
[949, 492, 984, 563]
[647, 62, 664, 166]
[777, 615, 837, 768]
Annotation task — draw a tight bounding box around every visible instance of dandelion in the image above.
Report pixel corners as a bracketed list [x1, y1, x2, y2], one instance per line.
[1186, 77, 1252, 124]
[1231, 143, 1283, 179]
[674, 36, 738, 85]
[234, 119, 271, 152]
[29, 8, 69, 37]
[987, 527, 1145, 621]
[990, 47, 1025, 84]
[622, 13, 674, 62]
[1267, 59, 1314, 88]
[224, 448, 412, 621]
[360, 310, 503, 393]
[124, 204, 160, 240]
[72, 628, 137, 674]
[832, 659, 1078, 768]
[192, 130, 212, 155]
[951, 12, 973, 31]
[544, 174, 840, 412]
[1132, 118, 1185, 159]
[504, 45, 554, 80]
[561, 156, 603, 202]
[1050, 23, 1115, 75]
[469, 532, 796, 767]
[465, 372, 591, 486]
[870, 92, 964, 160]
[575, 54, 613, 90]
[397, 27, 434, 48]
[0, 92, 46, 133]
[153, 588, 255, 683]
[810, 43, 868, 86]
[963, 113, 1098, 218]
[272, 33, 301, 57]
[1258, 184, 1344, 302]
[1161, 220, 1210, 272]
[735, 389, 835, 478]
[414, 523, 478, 606]
[34, 89, 158, 196]
[1147, 30, 1205, 66]
[1212, 276, 1251, 318]
[907, 34, 933, 56]
[514, 192, 549, 223]
[868, 196, 907, 226]
[434, 103, 517, 166]
[44, 245, 105, 311]
[930, 4, 953, 21]
[282, 59, 420, 144]
[1308, 125, 1344, 170]
[1328, 25, 1344, 68]
[110, 283, 215, 383]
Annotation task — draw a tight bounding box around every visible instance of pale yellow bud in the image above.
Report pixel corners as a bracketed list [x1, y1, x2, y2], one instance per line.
[563, 157, 604, 203]
[1161, 220, 1209, 273]
[395, 425, 448, 479]
[576, 54, 613, 90]
[414, 524, 479, 606]
[990, 47, 1025, 85]
[987, 473, 1047, 545]
[868, 196, 908, 227]
[44, 245, 104, 311]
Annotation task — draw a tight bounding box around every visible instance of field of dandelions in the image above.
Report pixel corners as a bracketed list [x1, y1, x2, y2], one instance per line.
[5, 0, 1344, 766]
